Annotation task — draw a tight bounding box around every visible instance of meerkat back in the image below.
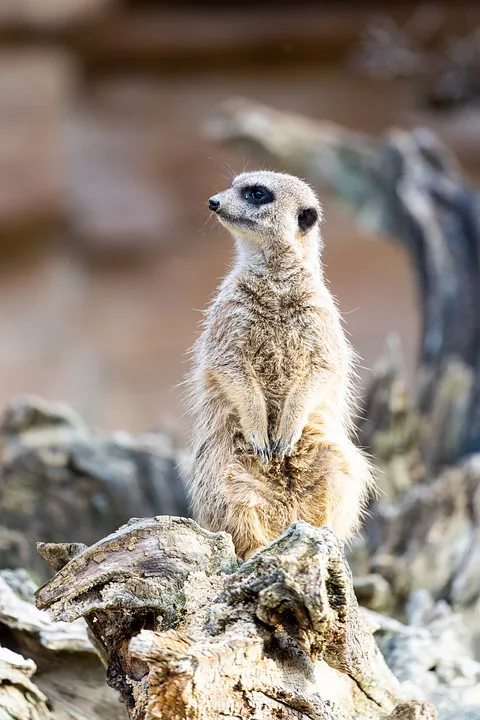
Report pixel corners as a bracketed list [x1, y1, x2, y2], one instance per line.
[184, 170, 374, 559]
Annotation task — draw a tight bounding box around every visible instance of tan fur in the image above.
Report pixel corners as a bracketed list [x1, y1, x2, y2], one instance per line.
[183, 170, 374, 559]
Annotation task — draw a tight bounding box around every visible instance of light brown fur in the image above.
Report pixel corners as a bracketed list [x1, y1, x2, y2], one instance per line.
[184, 170, 374, 559]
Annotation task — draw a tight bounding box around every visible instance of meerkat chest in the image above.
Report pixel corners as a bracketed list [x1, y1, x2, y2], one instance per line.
[206, 274, 329, 383]
[244, 287, 319, 384]
[248, 322, 312, 378]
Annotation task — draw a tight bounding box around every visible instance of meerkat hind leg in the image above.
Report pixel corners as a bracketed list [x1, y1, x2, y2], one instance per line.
[216, 499, 274, 560]
[293, 431, 369, 541]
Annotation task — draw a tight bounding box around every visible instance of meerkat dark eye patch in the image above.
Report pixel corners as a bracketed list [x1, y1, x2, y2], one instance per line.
[242, 185, 275, 206]
[298, 207, 318, 232]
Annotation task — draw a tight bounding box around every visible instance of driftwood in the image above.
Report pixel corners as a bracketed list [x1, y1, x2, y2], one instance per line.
[33, 514, 443, 720]
[206, 98, 480, 656]
[0, 511, 474, 719]
[350, 9, 480, 110]
[0, 394, 188, 581]
[366, 591, 480, 718]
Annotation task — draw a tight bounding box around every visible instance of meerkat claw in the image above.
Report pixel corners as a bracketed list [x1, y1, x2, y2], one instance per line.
[273, 439, 294, 460]
[249, 435, 271, 463]
[284, 442, 294, 457]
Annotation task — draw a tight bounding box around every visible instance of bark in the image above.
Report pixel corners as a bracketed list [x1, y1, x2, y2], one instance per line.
[34, 515, 430, 720]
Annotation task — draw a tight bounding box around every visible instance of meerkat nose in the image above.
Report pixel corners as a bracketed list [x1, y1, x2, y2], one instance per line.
[208, 197, 220, 212]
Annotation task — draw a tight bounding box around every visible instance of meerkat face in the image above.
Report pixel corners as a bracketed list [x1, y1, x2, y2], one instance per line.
[208, 171, 322, 253]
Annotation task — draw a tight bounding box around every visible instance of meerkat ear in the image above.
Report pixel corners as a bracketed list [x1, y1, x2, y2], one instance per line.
[298, 207, 318, 232]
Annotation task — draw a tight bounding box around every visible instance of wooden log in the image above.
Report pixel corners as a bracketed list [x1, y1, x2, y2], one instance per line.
[0, 568, 123, 719]
[35, 516, 421, 720]
[0, 395, 188, 580]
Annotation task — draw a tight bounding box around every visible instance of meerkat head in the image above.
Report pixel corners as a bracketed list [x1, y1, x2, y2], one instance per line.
[208, 170, 322, 260]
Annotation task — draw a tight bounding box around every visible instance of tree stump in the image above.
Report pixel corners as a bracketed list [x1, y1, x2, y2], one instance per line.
[33, 515, 431, 720]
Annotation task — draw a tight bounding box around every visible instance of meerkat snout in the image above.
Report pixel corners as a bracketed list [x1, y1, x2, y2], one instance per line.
[208, 197, 220, 212]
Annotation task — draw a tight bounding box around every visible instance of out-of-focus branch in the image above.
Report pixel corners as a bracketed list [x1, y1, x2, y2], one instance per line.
[206, 97, 480, 463]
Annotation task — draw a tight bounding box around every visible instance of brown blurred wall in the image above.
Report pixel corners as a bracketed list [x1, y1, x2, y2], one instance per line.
[0, 2, 479, 439]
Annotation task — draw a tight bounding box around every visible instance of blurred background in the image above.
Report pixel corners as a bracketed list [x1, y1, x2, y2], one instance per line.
[1, 0, 480, 439]
[4, 6, 480, 713]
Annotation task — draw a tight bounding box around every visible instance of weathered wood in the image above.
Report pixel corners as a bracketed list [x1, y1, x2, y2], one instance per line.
[0, 395, 188, 580]
[35, 516, 412, 720]
[350, 9, 480, 111]
[367, 589, 480, 718]
[386, 703, 437, 720]
[0, 646, 51, 720]
[0, 568, 124, 719]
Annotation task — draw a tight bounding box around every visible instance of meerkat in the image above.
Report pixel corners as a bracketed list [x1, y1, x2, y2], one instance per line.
[184, 170, 374, 559]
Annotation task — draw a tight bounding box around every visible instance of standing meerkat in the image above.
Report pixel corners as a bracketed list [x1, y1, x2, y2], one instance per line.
[184, 170, 374, 559]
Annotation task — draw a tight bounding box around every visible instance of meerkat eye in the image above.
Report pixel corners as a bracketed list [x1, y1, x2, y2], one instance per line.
[298, 207, 318, 232]
[242, 185, 274, 206]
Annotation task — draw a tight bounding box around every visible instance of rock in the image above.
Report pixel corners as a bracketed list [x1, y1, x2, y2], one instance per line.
[0, 395, 189, 580]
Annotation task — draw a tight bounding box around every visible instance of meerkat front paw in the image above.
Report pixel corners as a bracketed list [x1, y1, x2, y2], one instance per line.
[247, 432, 271, 464]
[271, 423, 304, 460]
